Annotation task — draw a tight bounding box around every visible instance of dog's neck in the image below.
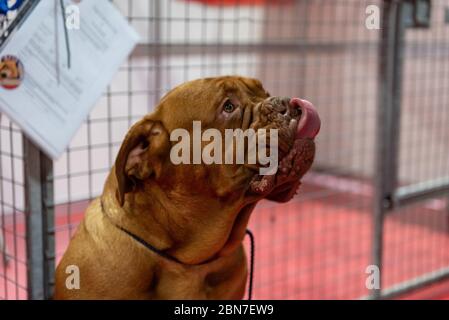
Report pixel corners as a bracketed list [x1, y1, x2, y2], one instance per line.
[101, 172, 255, 265]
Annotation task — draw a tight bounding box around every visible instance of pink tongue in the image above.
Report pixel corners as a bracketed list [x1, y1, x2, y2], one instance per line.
[290, 98, 321, 139]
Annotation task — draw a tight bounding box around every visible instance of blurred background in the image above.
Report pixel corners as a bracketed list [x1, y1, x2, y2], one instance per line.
[1, 0, 449, 300]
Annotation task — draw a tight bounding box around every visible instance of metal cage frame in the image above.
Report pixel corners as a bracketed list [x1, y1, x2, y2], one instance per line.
[1, 0, 449, 300]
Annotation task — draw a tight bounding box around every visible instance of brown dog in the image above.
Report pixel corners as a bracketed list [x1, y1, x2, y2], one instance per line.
[54, 76, 320, 299]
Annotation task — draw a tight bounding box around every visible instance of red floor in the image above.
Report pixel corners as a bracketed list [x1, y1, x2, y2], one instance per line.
[1, 173, 449, 300]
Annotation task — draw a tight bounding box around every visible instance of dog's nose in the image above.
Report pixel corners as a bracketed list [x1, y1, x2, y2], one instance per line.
[289, 98, 321, 139]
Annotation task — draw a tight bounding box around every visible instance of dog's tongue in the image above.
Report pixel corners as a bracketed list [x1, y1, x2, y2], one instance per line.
[290, 98, 321, 139]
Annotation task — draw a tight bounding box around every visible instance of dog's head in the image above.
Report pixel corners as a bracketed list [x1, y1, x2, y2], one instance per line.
[113, 76, 320, 213]
[0, 58, 21, 78]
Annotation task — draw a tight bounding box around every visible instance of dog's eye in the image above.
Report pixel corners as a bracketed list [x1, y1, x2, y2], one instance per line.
[223, 100, 235, 113]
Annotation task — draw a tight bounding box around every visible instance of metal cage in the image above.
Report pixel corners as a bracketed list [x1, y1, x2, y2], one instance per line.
[1, 0, 449, 300]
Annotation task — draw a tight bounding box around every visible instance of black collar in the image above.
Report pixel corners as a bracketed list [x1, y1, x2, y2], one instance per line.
[115, 223, 184, 264]
[101, 200, 183, 264]
[100, 200, 254, 300]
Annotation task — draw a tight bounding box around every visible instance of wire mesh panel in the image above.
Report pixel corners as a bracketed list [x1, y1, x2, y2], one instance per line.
[51, 0, 383, 299]
[0, 0, 36, 300]
[0, 0, 447, 300]
[398, 1, 449, 187]
[0, 115, 27, 300]
[382, 0, 449, 295]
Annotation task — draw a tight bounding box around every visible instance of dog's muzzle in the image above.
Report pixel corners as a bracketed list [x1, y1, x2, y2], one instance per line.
[248, 96, 321, 200]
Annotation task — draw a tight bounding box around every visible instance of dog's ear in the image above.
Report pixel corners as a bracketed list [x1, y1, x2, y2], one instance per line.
[114, 119, 170, 206]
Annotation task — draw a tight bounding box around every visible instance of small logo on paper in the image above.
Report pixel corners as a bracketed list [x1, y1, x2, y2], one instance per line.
[0, 55, 24, 90]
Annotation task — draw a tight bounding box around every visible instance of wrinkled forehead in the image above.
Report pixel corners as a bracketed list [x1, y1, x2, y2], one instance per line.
[153, 76, 268, 129]
[162, 76, 267, 104]
[210, 76, 268, 98]
[219, 77, 269, 102]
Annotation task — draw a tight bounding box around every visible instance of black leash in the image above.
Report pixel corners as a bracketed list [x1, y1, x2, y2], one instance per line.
[245, 229, 255, 301]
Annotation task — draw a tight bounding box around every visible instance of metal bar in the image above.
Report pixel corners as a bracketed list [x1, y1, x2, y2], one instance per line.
[393, 177, 449, 207]
[388, 1, 407, 195]
[372, 0, 407, 299]
[24, 138, 54, 300]
[359, 265, 449, 300]
[372, 0, 395, 299]
[131, 41, 449, 58]
[380, 266, 449, 299]
[24, 139, 45, 300]
[41, 154, 55, 299]
[131, 42, 377, 57]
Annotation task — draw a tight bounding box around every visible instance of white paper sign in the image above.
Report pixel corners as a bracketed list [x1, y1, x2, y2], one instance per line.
[0, 0, 140, 159]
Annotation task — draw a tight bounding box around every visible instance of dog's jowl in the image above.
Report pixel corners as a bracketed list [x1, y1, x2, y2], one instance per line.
[54, 76, 321, 300]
